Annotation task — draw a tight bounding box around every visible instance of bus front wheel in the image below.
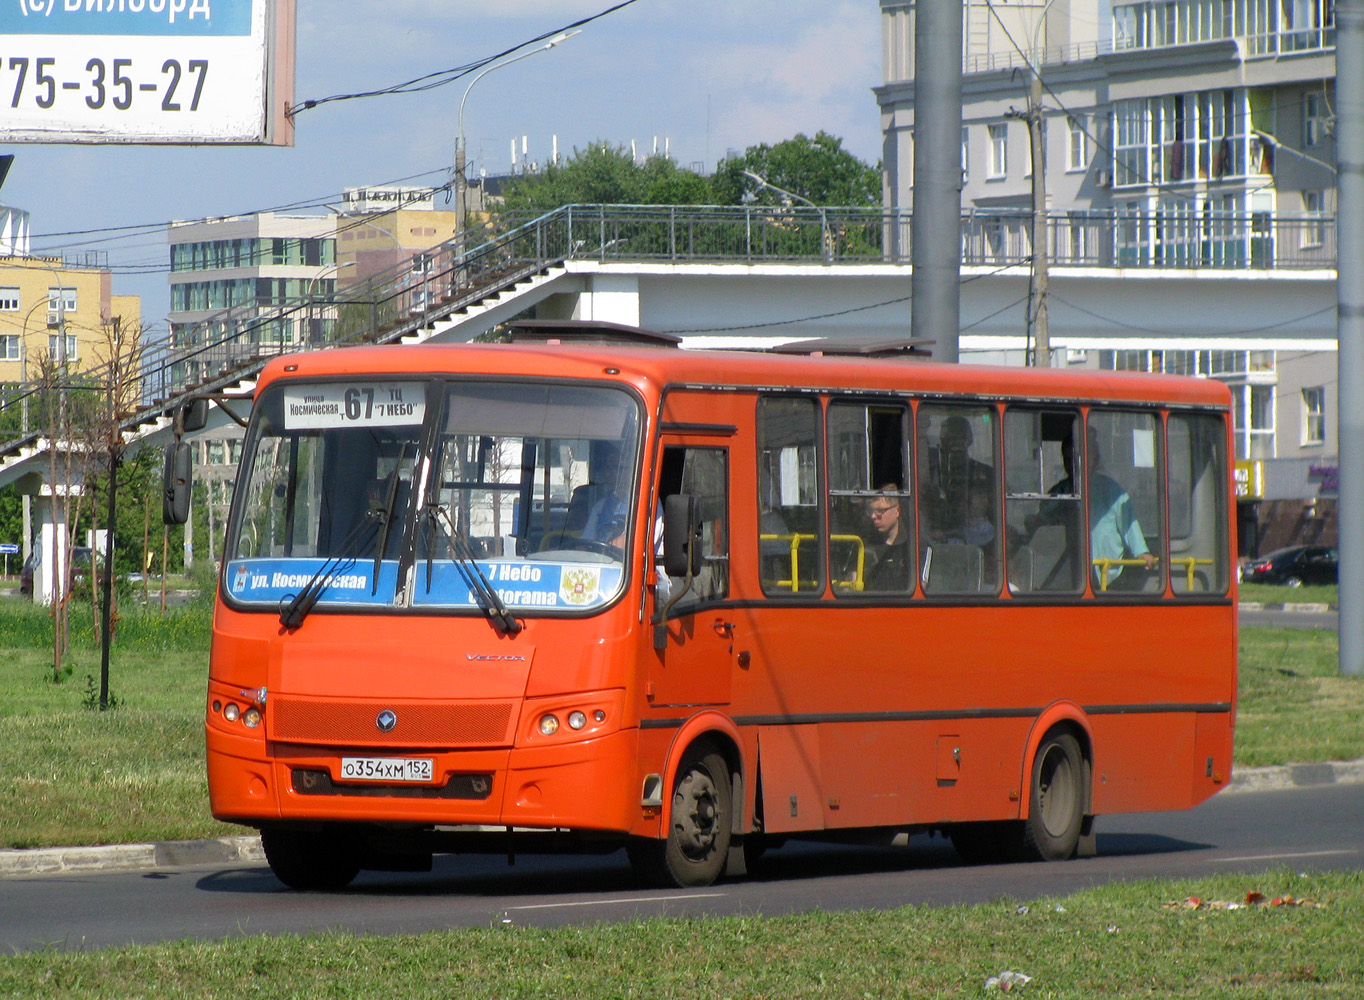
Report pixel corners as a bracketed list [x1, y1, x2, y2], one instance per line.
[1019, 731, 1085, 861]
[260, 826, 361, 891]
[628, 745, 732, 887]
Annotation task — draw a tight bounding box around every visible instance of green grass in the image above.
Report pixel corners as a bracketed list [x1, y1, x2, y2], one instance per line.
[0, 599, 233, 849]
[1236, 625, 1364, 768]
[1238, 582, 1338, 605]
[0, 869, 1359, 997]
[0, 604, 1360, 849]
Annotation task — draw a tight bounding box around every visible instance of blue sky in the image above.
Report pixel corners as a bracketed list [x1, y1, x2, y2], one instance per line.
[2, 0, 882, 331]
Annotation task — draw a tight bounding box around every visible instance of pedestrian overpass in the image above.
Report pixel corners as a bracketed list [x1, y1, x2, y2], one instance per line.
[0, 203, 1337, 595]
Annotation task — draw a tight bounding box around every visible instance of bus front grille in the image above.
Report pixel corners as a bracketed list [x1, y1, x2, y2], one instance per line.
[269, 698, 516, 747]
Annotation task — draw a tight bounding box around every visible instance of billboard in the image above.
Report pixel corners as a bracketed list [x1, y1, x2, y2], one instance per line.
[0, 0, 294, 144]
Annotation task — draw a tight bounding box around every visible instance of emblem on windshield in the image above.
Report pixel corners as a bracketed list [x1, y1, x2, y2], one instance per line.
[376, 710, 397, 733]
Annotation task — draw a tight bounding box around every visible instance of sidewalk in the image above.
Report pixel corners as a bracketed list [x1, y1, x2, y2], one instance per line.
[2, 758, 1361, 879]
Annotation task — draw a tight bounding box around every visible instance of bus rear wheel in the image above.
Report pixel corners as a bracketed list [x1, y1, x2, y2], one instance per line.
[260, 826, 361, 891]
[628, 746, 732, 887]
[1019, 732, 1085, 861]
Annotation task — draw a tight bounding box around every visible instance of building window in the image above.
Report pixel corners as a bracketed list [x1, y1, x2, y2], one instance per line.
[1304, 91, 1329, 147]
[961, 126, 970, 180]
[0, 286, 19, 311]
[48, 333, 78, 361]
[989, 123, 1008, 178]
[48, 286, 77, 313]
[1302, 386, 1325, 444]
[1302, 190, 1326, 247]
[1, 334, 18, 360]
[1068, 116, 1088, 171]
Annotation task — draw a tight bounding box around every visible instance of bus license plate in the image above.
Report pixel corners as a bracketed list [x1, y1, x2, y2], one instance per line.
[339, 757, 434, 782]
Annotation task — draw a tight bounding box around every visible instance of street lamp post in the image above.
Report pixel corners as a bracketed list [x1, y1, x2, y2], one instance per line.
[455, 31, 580, 234]
[305, 260, 356, 345]
[741, 169, 830, 262]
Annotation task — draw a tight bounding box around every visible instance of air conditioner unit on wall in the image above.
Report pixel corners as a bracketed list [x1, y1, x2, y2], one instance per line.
[46, 311, 61, 327]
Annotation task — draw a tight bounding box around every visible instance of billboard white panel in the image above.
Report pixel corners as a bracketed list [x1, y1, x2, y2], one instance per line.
[0, 0, 294, 144]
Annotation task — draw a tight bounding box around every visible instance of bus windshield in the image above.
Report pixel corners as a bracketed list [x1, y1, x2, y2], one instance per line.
[223, 378, 640, 615]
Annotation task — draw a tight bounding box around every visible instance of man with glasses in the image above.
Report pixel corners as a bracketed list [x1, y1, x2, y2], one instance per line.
[865, 485, 911, 591]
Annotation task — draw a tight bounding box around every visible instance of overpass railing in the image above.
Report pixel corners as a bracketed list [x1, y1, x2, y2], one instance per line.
[0, 203, 1339, 459]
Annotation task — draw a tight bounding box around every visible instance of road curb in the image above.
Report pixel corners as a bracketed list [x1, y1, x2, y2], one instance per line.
[4, 759, 1363, 877]
[1225, 758, 1364, 794]
[1238, 601, 1336, 613]
[0, 835, 263, 878]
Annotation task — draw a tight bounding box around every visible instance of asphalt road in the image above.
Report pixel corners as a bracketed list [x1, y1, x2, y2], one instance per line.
[2, 782, 1361, 954]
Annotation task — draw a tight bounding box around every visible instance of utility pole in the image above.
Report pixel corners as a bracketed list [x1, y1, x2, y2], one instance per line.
[911, 0, 964, 362]
[1337, 0, 1364, 676]
[1025, 71, 1050, 367]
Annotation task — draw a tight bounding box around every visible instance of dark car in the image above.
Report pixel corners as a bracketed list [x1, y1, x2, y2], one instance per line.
[19, 546, 92, 596]
[1241, 545, 1338, 587]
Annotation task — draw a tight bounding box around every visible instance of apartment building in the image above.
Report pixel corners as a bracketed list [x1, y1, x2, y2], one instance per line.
[1, 205, 141, 385]
[876, 0, 1339, 552]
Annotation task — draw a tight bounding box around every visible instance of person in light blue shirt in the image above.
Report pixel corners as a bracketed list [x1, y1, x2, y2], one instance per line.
[1051, 433, 1157, 589]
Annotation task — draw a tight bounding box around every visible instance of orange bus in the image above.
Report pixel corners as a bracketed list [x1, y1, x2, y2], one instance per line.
[203, 325, 1236, 889]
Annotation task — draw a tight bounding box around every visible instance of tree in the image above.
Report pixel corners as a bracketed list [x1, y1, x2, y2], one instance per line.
[712, 131, 881, 207]
[498, 143, 715, 212]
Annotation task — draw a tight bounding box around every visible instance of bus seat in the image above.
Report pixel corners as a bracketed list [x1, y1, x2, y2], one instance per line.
[1008, 546, 1033, 592]
[1028, 525, 1070, 592]
[925, 543, 983, 593]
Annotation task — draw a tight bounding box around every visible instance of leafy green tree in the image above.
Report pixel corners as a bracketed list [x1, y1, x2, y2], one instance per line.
[712, 131, 881, 207]
[498, 143, 715, 212]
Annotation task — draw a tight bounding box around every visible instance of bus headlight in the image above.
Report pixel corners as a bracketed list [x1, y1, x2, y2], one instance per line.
[568, 711, 587, 730]
[539, 714, 560, 735]
[223, 703, 240, 722]
[242, 707, 263, 729]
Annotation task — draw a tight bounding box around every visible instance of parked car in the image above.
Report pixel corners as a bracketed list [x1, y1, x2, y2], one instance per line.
[18, 546, 92, 596]
[1241, 545, 1338, 587]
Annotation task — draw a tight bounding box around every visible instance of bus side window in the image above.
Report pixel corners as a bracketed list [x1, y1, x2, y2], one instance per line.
[1168, 413, 1229, 595]
[1003, 408, 1084, 594]
[757, 397, 823, 594]
[918, 404, 1000, 595]
[828, 400, 912, 595]
[1087, 409, 1165, 595]
[656, 446, 729, 607]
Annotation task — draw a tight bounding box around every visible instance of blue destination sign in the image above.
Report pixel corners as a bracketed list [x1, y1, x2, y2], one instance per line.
[225, 557, 624, 612]
[0, 542, 19, 555]
[1, 0, 251, 36]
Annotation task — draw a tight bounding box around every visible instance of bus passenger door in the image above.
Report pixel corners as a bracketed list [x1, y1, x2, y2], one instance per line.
[648, 442, 733, 708]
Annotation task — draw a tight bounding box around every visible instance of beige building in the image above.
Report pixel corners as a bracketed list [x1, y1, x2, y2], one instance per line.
[1, 251, 141, 382]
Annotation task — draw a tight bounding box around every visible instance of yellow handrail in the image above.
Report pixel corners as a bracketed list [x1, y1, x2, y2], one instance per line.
[761, 533, 867, 591]
[1092, 556, 1214, 591]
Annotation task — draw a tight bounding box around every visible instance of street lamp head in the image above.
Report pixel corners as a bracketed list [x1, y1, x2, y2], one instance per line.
[543, 29, 581, 50]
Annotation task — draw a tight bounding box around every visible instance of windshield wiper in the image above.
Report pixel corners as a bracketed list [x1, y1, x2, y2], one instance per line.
[278, 464, 406, 629]
[426, 502, 522, 635]
[371, 448, 410, 594]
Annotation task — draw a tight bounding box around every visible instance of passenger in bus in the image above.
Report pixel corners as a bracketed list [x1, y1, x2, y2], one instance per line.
[927, 415, 996, 547]
[865, 486, 911, 591]
[1042, 433, 1156, 589]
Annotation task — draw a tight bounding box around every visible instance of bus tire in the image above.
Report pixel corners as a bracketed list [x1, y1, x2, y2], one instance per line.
[628, 745, 732, 887]
[261, 826, 361, 891]
[1019, 731, 1085, 861]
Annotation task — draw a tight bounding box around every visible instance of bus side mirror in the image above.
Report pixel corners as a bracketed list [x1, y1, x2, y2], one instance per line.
[181, 397, 210, 433]
[162, 442, 192, 525]
[663, 494, 702, 578]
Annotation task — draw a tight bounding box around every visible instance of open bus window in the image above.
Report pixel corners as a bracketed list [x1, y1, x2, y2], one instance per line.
[1168, 413, 1229, 595]
[655, 446, 729, 609]
[1086, 409, 1165, 595]
[917, 404, 1000, 595]
[828, 400, 912, 596]
[1003, 408, 1085, 594]
[757, 397, 823, 595]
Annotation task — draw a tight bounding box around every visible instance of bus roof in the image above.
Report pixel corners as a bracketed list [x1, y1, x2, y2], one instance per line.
[255, 342, 1232, 409]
